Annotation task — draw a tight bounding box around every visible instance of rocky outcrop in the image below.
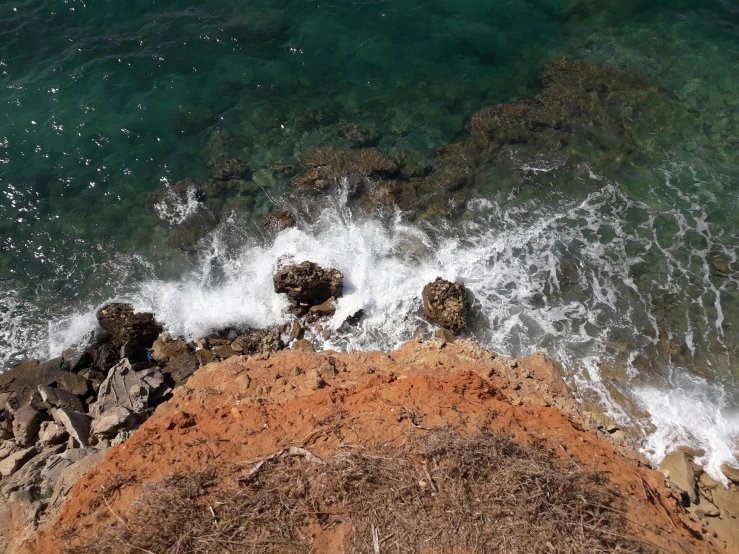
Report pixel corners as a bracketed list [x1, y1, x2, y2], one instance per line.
[422, 277, 470, 333]
[274, 261, 343, 316]
[89, 359, 167, 419]
[292, 147, 398, 194]
[96, 303, 162, 348]
[208, 158, 246, 181]
[231, 329, 283, 356]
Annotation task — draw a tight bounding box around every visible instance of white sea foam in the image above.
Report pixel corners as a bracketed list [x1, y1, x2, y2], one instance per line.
[8, 170, 739, 484]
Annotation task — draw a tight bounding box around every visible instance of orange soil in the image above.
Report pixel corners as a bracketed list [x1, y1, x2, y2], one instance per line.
[24, 339, 732, 553]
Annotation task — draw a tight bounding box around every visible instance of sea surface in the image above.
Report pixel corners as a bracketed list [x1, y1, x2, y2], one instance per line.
[1, 0, 738, 481]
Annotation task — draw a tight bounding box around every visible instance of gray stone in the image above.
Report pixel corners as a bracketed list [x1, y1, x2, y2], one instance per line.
[40, 447, 97, 492]
[49, 448, 109, 511]
[0, 439, 15, 459]
[37, 421, 68, 445]
[12, 405, 45, 445]
[38, 384, 84, 412]
[90, 406, 136, 438]
[659, 450, 697, 503]
[0, 446, 37, 477]
[89, 358, 165, 417]
[162, 353, 199, 387]
[51, 408, 91, 447]
[0, 444, 64, 495]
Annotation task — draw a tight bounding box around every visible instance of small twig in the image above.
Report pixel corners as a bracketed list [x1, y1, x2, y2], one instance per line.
[372, 525, 381, 554]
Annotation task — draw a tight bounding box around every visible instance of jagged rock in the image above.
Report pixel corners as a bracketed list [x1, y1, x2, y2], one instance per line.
[162, 353, 199, 387]
[40, 447, 96, 494]
[422, 278, 470, 334]
[12, 406, 45, 445]
[291, 339, 315, 353]
[78, 368, 105, 394]
[231, 329, 284, 356]
[151, 335, 189, 364]
[209, 158, 246, 181]
[38, 421, 68, 445]
[659, 451, 697, 504]
[89, 359, 166, 418]
[274, 261, 343, 303]
[120, 340, 149, 364]
[49, 448, 109, 512]
[62, 347, 92, 372]
[51, 408, 91, 447]
[262, 211, 297, 232]
[90, 406, 136, 438]
[0, 444, 65, 495]
[0, 446, 37, 477]
[38, 384, 84, 412]
[96, 303, 163, 348]
[721, 463, 739, 485]
[86, 341, 120, 372]
[287, 320, 304, 342]
[0, 440, 15, 459]
[436, 328, 457, 343]
[0, 391, 9, 411]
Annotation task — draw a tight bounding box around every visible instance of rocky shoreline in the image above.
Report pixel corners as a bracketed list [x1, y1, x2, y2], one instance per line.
[0, 257, 738, 552]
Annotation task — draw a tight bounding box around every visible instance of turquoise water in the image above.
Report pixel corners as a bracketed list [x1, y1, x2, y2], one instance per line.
[1, 0, 739, 477]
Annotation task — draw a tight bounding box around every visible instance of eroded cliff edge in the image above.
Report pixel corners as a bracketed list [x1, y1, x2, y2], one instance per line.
[6, 339, 737, 554]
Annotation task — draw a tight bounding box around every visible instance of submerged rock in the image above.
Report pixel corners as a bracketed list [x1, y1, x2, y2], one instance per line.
[96, 303, 163, 348]
[262, 211, 297, 232]
[422, 278, 470, 334]
[292, 147, 398, 194]
[209, 158, 246, 181]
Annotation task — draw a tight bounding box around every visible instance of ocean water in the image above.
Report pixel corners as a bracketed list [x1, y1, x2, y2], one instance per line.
[1, 0, 739, 481]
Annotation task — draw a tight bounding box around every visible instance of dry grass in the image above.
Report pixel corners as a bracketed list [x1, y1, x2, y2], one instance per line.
[62, 429, 654, 554]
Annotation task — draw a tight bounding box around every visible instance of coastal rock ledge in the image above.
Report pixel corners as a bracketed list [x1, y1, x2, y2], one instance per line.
[1, 339, 736, 554]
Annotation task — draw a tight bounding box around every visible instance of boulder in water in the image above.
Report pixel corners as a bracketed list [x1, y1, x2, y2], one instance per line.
[422, 278, 469, 334]
[208, 158, 246, 181]
[96, 303, 163, 348]
[274, 262, 344, 310]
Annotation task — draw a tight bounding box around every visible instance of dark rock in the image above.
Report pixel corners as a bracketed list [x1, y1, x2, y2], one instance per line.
[162, 353, 199, 387]
[344, 310, 364, 326]
[166, 209, 220, 251]
[274, 261, 343, 303]
[37, 385, 84, 412]
[201, 129, 242, 168]
[262, 211, 297, 232]
[86, 341, 120, 373]
[96, 303, 163, 348]
[62, 348, 92, 372]
[120, 340, 149, 364]
[421, 278, 470, 334]
[12, 406, 45, 445]
[209, 158, 246, 181]
[231, 329, 284, 356]
[173, 104, 214, 137]
[355, 181, 419, 214]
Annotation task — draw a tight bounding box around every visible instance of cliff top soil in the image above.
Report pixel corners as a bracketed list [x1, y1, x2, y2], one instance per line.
[23, 339, 735, 553]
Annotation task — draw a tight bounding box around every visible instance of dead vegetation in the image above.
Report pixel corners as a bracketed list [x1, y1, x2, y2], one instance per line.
[61, 429, 655, 554]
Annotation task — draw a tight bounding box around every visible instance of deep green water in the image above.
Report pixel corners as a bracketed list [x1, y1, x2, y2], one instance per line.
[1, 0, 739, 477]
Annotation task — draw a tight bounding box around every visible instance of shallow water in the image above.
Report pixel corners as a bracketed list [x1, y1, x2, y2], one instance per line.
[1, 0, 739, 481]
